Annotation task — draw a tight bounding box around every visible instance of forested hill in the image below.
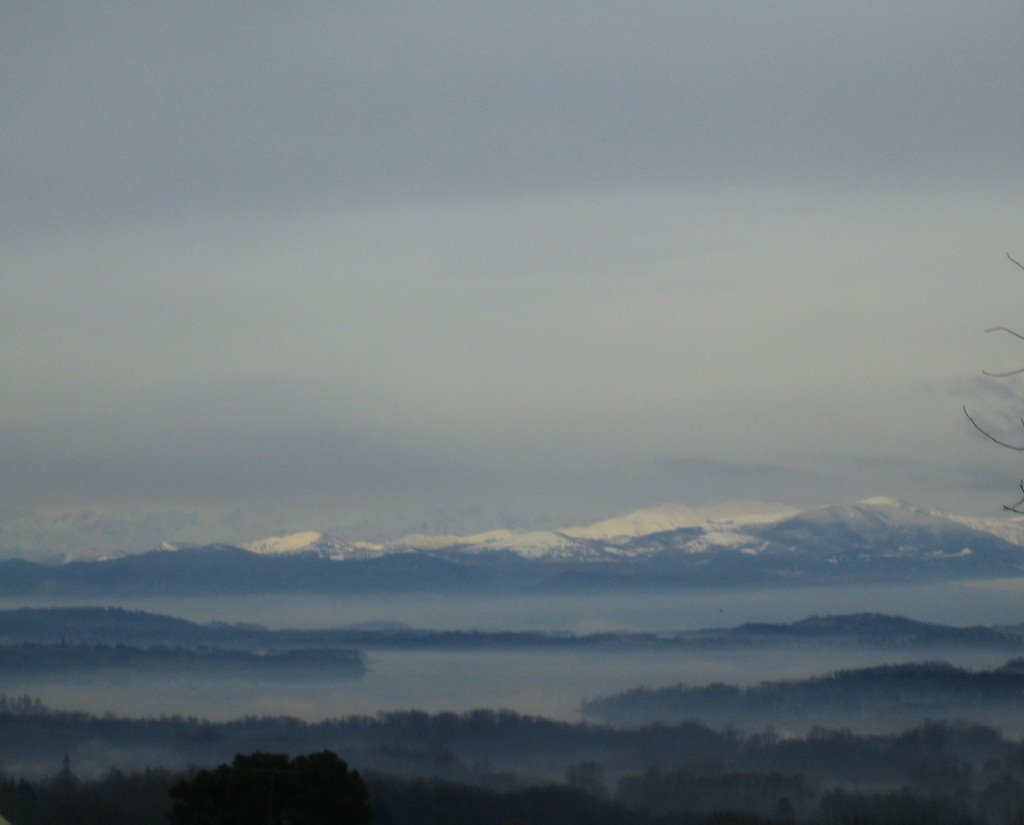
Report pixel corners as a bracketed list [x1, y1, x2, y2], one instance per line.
[0, 699, 1022, 824]
[583, 659, 1024, 730]
[0, 606, 1021, 652]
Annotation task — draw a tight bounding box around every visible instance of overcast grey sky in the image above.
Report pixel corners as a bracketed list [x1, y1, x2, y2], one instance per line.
[2, 2, 1023, 554]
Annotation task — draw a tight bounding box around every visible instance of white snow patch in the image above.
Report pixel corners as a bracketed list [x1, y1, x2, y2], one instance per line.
[794, 498, 950, 530]
[245, 531, 324, 555]
[684, 530, 763, 553]
[389, 529, 585, 558]
[858, 496, 906, 508]
[947, 514, 1024, 547]
[562, 501, 798, 542]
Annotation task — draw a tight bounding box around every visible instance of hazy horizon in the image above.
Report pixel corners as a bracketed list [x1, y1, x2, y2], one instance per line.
[4, 3, 1024, 556]
[0, 492, 1019, 561]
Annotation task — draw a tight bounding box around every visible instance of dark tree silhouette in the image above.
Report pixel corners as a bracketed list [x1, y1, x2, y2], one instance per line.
[964, 253, 1024, 512]
[168, 750, 372, 825]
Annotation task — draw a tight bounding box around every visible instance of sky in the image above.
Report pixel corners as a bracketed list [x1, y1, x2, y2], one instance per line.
[2, 2, 1024, 556]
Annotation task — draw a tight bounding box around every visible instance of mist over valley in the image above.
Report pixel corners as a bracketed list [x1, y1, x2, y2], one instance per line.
[2, 500, 1023, 822]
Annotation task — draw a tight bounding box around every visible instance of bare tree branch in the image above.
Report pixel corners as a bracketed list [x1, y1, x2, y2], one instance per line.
[979, 326, 1024, 375]
[1004, 479, 1024, 513]
[967, 255, 1024, 511]
[963, 405, 1024, 451]
[985, 326, 1024, 342]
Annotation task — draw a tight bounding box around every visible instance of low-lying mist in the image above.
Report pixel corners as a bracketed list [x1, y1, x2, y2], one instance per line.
[10, 644, 1021, 728]
[1, 578, 1021, 631]
[0, 581, 1020, 824]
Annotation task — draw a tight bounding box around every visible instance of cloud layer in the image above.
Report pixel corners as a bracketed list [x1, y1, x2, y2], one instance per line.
[2, 3, 1023, 552]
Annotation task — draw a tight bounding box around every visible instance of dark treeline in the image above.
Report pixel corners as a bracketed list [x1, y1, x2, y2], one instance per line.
[0, 766, 778, 825]
[1, 607, 1022, 653]
[584, 659, 1024, 732]
[0, 698, 1022, 821]
[1, 752, 1021, 824]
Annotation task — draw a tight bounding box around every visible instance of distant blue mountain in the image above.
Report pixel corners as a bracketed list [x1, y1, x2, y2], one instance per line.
[0, 499, 1022, 595]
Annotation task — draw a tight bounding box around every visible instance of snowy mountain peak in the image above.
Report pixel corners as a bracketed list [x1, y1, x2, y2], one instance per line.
[245, 531, 325, 555]
[858, 496, 911, 508]
[562, 501, 799, 542]
[789, 498, 951, 530]
[242, 500, 803, 561]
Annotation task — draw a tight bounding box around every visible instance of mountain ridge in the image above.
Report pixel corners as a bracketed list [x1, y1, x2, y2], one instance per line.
[240, 500, 801, 561]
[0, 606, 1020, 651]
[0, 498, 1021, 595]
[235, 497, 1024, 563]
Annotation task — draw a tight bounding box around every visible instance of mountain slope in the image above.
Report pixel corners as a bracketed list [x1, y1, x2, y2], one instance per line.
[241, 501, 804, 560]
[0, 498, 1020, 595]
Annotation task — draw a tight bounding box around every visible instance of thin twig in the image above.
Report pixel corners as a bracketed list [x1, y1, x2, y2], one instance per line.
[1004, 480, 1024, 513]
[985, 326, 1024, 342]
[963, 406, 1024, 451]
[981, 327, 1024, 376]
[969, 255, 1024, 510]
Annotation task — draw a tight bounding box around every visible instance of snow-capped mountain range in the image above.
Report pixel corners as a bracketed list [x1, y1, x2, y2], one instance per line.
[1, 497, 1022, 597]
[241, 501, 801, 560]
[239, 497, 1024, 563]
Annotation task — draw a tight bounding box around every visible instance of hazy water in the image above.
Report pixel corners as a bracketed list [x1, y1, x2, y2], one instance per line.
[0, 580, 1021, 725]
[7, 644, 1015, 725]
[1, 578, 1021, 631]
